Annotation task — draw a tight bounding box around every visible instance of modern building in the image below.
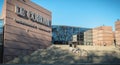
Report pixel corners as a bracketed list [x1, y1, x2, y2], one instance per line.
[84, 29, 93, 45]
[115, 19, 120, 46]
[52, 25, 90, 45]
[72, 33, 84, 44]
[0, 0, 52, 63]
[84, 26, 114, 46]
[0, 20, 3, 63]
[94, 26, 114, 46]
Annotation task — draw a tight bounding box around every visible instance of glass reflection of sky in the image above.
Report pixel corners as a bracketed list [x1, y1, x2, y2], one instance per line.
[0, 20, 3, 33]
[52, 25, 90, 43]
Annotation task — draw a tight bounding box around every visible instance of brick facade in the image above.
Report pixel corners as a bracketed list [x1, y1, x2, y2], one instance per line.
[0, 0, 52, 63]
[84, 26, 114, 46]
[115, 20, 120, 46]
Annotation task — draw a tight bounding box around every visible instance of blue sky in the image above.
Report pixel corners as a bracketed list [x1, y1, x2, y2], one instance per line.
[0, 0, 4, 16]
[0, 0, 120, 30]
[31, 0, 120, 30]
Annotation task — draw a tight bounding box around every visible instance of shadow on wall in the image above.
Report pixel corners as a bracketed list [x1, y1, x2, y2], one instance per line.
[4, 25, 51, 62]
[7, 46, 120, 64]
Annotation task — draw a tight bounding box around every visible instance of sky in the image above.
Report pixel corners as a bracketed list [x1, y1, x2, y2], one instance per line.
[0, 0, 120, 30]
[0, 0, 4, 16]
[31, 0, 120, 30]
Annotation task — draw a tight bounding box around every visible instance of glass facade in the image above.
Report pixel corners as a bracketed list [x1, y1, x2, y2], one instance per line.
[52, 25, 90, 44]
[0, 19, 4, 63]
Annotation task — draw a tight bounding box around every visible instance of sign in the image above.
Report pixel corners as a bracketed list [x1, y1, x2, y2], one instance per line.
[15, 5, 51, 27]
[15, 19, 50, 32]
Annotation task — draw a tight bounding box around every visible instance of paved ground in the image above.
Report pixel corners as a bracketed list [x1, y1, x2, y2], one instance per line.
[7, 45, 120, 64]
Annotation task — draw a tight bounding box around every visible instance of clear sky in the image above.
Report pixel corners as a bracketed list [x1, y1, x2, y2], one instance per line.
[0, 0, 120, 30]
[31, 0, 120, 30]
[0, 0, 4, 16]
